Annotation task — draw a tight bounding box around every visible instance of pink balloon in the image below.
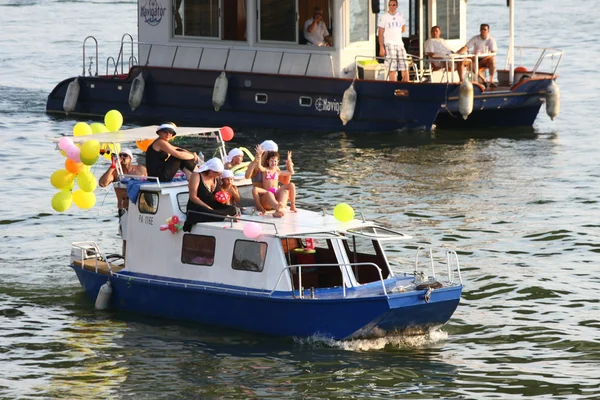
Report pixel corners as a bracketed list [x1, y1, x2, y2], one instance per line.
[66, 145, 81, 163]
[243, 222, 262, 239]
[58, 137, 73, 151]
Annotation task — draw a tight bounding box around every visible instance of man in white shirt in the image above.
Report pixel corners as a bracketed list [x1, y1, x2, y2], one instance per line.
[377, 0, 409, 82]
[459, 23, 498, 87]
[424, 25, 467, 82]
[303, 7, 332, 46]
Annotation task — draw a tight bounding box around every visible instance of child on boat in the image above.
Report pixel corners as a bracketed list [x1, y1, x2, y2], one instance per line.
[251, 146, 296, 217]
[219, 169, 240, 206]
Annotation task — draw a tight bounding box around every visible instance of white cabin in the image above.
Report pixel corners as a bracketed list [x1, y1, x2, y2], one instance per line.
[121, 180, 412, 293]
[135, 0, 468, 79]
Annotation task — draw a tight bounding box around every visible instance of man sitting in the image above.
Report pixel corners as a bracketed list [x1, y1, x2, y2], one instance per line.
[424, 25, 467, 82]
[303, 7, 332, 47]
[99, 148, 147, 187]
[458, 23, 498, 87]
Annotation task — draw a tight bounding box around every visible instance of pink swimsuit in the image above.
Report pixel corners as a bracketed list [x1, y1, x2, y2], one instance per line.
[265, 170, 278, 180]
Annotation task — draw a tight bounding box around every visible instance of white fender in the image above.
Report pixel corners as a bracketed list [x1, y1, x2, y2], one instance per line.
[63, 78, 80, 114]
[94, 281, 112, 310]
[545, 80, 560, 121]
[340, 84, 357, 126]
[213, 72, 228, 111]
[458, 79, 474, 120]
[128, 73, 145, 111]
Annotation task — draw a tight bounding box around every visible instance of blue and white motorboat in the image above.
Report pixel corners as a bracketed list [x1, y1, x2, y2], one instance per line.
[65, 127, 464, 340]
[46, 0, 561, 132]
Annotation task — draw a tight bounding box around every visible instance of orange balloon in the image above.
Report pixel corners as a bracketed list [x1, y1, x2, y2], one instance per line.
[65, 158, 85, 174]
[136, 138, 154, 152]
[220, 126, 234, 141]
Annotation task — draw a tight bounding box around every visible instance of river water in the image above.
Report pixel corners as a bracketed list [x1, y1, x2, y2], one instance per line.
[1, 0, 599, 398]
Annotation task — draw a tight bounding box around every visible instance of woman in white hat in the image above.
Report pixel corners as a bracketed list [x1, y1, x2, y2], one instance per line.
[146, 123, 200, 182]
[183, 158, 237, 230]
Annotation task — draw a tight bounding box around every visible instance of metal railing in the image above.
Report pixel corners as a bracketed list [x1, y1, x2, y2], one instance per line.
[270, 262, 387, 299]
[354, 54, 426, 82]
[71, 241, 116, 274]
[504, 46, 563, 77]
[414, 246, 463, 285]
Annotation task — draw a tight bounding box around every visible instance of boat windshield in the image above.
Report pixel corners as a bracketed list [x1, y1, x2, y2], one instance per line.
[345, 226, 412, 241]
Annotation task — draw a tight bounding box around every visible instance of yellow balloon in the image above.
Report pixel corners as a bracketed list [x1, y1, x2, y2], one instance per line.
[73, 122, 92, 136]
[80, 140, 100, 165]
[50, 169, 75, 190]
[104, 110, 123, 132]
[77, 170, 97, 192]
[52, 191, 73, 212]
[90, 122, 109, 134]
[333, 203, 355, 222]
[73, 190, 96, 209]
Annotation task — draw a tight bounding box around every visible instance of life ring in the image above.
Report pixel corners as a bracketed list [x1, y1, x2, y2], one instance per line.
[231, 161, 251, 174]
[238, 146, 254, 161]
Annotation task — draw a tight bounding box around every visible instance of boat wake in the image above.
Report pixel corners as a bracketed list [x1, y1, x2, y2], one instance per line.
[294, 329, 449, 351]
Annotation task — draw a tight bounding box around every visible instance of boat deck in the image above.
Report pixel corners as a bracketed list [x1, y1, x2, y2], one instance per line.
[72, 259, 125, 275]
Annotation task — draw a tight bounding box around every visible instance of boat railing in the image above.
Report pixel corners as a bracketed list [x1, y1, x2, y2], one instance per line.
[70, 241, 116, 274]
[111, 33, 137, 76]
[414, 246, 463, 286]
[186, 210, 279, 234]
[504, 46, 563, 78]
[82, 36, 98, 77]
[270, 262, 386, 299]
[354, 54, 427, 82]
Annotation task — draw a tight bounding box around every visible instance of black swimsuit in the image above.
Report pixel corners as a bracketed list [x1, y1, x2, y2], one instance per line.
[183, 174, 237, 230]
[145, 139, 196, 182]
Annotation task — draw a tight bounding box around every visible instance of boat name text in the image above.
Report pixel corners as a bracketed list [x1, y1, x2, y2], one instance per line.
[139, 215, 154, 225]
[315, 98, 341, 114]
[141, 0, 166, 26]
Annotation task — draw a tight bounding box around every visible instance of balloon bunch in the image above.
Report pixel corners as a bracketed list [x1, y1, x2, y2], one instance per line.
[160, 215, 183, 234]
[50, 110, 124, 212]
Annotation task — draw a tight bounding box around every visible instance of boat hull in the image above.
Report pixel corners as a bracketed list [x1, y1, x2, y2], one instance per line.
[436, 78, 552, 129]
[47, 66, 447, 132]
[72, 266, 462, 340]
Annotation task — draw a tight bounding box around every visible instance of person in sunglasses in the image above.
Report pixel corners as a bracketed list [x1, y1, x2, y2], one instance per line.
[99, 148, 147, 188]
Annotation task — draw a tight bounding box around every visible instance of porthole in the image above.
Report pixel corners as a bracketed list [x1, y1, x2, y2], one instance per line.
[255, 93, 268, 104]
[299, 96, 312, 107]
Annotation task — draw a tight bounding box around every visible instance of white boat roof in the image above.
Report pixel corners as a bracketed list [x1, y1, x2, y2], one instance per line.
[52, 125, 222, 144]
[195, 208, 412, 240]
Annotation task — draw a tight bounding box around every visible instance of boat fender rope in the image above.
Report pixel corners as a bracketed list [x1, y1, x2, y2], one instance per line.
[423, 286, 433, 303]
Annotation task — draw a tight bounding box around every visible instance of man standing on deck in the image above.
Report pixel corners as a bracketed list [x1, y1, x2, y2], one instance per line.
[377, 0, 409, 82]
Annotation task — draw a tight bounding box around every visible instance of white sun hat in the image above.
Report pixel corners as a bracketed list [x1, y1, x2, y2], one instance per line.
[198, 158, 224, 174]
[227, 148, 243, 163]
[260, 140, 278, 152]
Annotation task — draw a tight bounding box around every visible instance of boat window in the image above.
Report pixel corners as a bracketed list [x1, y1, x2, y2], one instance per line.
[343, 234, 391, 283]
[173, 0, 247, 41]
[259, 0, 297, 42]
[349, 0, 369, 43]
[436, 0, 460, 40]
[138, 191, 159, 214]
[177, 192, 189, 213]
[232, 240, 267, 272]
[181, 234, 216, 266]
